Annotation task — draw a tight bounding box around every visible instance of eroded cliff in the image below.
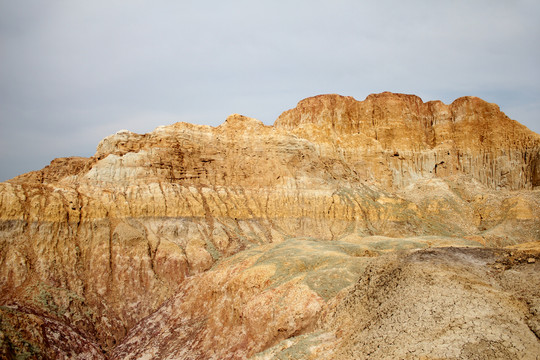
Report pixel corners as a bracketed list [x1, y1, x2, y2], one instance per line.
[276, 93, 540, 189]
[1, 92, 539, 359]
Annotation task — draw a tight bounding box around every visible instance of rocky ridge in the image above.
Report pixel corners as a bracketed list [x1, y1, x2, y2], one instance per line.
[0, 92, 539, 359]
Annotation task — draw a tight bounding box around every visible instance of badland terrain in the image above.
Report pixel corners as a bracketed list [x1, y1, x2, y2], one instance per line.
[1, 92, 539, 359]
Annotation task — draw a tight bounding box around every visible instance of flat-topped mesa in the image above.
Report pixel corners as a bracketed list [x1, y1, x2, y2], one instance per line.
[275, 92, 540, 189]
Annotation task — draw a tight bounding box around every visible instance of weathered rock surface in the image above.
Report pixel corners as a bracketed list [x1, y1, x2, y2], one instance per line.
[276, 93, 540, 190]
[0, 92, 539, 358]
[254, 246, 540, 360]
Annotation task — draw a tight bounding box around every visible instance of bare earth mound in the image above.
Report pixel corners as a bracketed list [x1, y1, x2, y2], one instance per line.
[1, 92, 539, 359]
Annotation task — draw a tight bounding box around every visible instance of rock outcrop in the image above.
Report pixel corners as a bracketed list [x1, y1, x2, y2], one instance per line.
[276, 93, 540, 190]
[1, 92, 539, 359]
[255, 246, 540, 360]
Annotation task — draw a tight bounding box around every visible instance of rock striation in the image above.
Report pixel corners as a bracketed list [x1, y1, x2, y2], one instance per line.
[276, 93, 540, 190]
[0, 92, 539, 359]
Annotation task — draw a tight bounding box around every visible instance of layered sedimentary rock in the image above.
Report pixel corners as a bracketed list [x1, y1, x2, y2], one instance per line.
[276, 93, 540, 190]
[1, 92, 539, 359]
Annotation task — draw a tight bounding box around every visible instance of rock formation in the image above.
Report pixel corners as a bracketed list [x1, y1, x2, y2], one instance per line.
[276, 93, 540, 190]
[0, 92, 539, 359]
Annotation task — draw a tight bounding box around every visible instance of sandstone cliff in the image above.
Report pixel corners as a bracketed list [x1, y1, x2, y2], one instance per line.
[1, 92, 539, 359]
[276, 93, 540, 190]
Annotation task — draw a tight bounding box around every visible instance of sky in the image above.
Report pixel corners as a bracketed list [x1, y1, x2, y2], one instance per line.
[1, 0, 539, 182]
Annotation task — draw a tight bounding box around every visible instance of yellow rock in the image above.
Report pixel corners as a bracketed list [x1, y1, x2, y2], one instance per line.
[1, 92, 539, 358]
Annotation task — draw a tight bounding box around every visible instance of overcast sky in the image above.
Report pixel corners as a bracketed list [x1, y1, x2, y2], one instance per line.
[1, 0, 539, 181]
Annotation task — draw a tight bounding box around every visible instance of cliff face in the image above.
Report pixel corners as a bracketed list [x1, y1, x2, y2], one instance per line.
[276, 93, 540, 189]
[1, 92, 539, 359]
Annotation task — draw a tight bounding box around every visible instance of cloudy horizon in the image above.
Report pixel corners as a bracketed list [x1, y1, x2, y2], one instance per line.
[1, 0, 539, 182]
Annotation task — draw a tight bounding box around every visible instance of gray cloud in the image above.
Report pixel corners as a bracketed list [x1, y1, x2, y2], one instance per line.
[1, 0, 539, 181]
